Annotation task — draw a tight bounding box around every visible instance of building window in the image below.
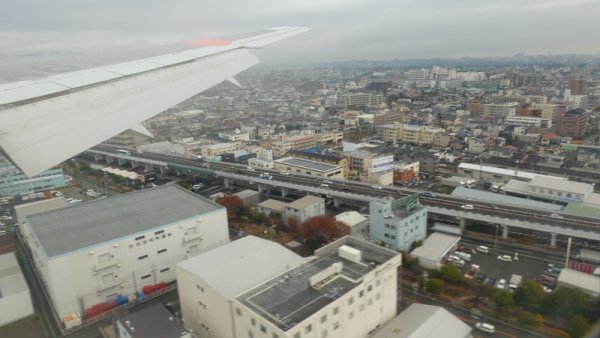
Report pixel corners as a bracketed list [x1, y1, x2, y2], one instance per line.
[138, 255, 148, 260]
[251, 318, 256, 326]
[294, 333, 300, 338]
[333, 322, 340, 330]
[157, 249, 167, 254]
[359, 290, 364, 298]
[141, 274, 151, 280]
[160, 267, 170, 273]
[155, 230, 164, 235]
[348, 311, 354, 319]
[359, 304, 365, 312]
[321, 329, 328, 337]
[333, 306, 339, 315]
[391, 235, 396, 240]
[135, 235, 145, 241]
[236, 308, 242, 316]
[367, 284, 373, 292]
[305, 325, 312, 333]
[248, 330, 254, 338]
[260, 324, 267, 333]
[384, 233, 389, 238]
[273, 334, 279, 338]
[348, 297, 354, 305]
[321, 315, 327, 323]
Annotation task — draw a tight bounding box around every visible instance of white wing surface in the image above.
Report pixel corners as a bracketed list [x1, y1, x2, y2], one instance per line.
[0, 27, 309, 177]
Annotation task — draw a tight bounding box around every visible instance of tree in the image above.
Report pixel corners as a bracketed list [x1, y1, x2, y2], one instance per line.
[409, 240, 423, 252]
[533, 314, 545, 327]
[492, 290, 515, 312]
[514, 280, 546, 310]
[426, 278, 443, 295]
[567, 315, 590, 338]
[216, 195, 244, 218]
[543, 287, 590, 318]
[439, 264, 462, 284]
[517, 311, 535, 327]
[299, 215, 350, 248]
[178, 181, 190, 189]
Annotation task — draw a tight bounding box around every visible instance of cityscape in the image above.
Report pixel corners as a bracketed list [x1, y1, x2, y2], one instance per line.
[1, 2, 600, 338]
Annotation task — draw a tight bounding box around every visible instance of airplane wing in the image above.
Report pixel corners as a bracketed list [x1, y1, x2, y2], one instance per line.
[0, 26, 309, 177]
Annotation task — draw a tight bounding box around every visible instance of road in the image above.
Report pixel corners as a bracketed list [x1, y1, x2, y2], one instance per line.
[88, 144, 600, 237]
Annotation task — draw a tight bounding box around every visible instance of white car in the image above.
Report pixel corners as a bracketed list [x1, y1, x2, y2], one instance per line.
[476, 245, 489, 253]
[550, 213, 564, 219]
[461, 204, 474, 210]
[497, 255, 512, 262]
[475, 322, 495, 334]
[280, 171, 289, 176]
[495, 278, 506, 289]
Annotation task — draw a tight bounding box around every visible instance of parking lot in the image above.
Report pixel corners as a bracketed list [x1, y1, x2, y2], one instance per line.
[452, 245, 550, 290]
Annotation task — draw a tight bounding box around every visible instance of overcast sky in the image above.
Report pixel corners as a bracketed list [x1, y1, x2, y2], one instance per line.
[1, 0, 599, 82]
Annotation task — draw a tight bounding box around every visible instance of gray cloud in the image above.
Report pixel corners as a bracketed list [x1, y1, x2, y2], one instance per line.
[1, 0, 599, 82]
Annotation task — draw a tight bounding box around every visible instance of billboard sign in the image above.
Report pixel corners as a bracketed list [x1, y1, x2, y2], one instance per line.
[371, 155, 394, 173]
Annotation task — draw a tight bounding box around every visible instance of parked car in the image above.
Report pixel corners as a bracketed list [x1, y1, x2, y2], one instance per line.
[461, 204, 474, 210]
[495, 278, 506, 289]
[475, 322, 495, 334]
[550, 213, 564, 219]
[476, 274, 486, 283]
[476, 245, 489, 254]
[280, 171, 289, 176]
[497, 255, 512, 262]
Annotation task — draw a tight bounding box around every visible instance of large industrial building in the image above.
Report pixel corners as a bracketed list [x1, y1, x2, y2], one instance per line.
[0, 252, 34, 327]
[177, 235, 401, 338]
[20, 184, 229, 320]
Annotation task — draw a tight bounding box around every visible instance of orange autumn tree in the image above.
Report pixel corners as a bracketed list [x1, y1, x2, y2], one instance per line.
[300, 215, 350, 249]
[216, 195, 244, 218]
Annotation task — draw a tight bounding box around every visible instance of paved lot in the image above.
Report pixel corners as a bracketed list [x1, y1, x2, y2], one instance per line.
[465, 250, 548, 285]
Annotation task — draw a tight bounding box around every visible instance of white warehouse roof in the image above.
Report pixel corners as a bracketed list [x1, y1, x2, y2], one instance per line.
[410, 233, 460, 263]
[558, 268, 600, 298]
[372, 304, 472, 338]
[458, 162, 560, 181]
[177, 236, 305, 299]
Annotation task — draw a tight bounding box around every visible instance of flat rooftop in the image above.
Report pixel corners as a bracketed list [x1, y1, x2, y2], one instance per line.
[27, 184, 223, 258]
[117, 303, 189, 338]
[451, 187, 562, 211]
[276, 157, 340, 173]
[237, 236, 398, 331]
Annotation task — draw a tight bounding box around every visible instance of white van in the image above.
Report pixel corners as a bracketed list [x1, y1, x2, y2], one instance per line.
[475, 322, 495, 334]
[320, 183, 330, 188]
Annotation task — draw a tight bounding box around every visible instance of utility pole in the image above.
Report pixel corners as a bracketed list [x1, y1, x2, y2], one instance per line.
[565, 237, 572, 268]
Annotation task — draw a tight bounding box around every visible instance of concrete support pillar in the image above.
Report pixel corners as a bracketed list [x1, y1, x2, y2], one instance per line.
[502, 225, 509, 239]
[280, 187, 289, 197]
[224, 178, 230, 188]
[117, 158, 126, 166]
[93, 154, 103, 162]
[145, 163, 153, 172]
[550, 233, 557, 248]
[257, 184, 265, 193]
[158, 165, 166, 174]
[333, 198, 341, 207]
[106, 156, 114, 164]
[459, 217, 466, 230]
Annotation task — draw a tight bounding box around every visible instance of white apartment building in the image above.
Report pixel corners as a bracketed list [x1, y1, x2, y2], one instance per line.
[375, 123, 445, 145]
[483, 103, 518, 117]
[505, 116, 552, 128]
[218, 129, 251, 142]
[200, 143, 237, 157]
[20, 185, 229, 320]
[370, 196, 428, 251]
[336, 93, 386, 109]
[177, 235, 401, 338]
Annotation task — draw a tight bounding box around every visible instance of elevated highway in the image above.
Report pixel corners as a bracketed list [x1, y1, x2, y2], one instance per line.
[85, 145, 600, 244]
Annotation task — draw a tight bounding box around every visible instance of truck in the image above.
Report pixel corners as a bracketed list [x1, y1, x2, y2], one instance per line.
[508, 274, 522, 291]
[572, 248, 600, 265]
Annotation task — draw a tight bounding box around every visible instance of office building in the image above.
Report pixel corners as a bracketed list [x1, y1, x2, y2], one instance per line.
[200, 143, 237, 158]
[20, 185, 229, 319]
[257, 196, 325, 227]
[370, 195, 428, 251]
[337, 93, 386, 109]
[178, 235, 401, 338]
[0, 158, 67, 197]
